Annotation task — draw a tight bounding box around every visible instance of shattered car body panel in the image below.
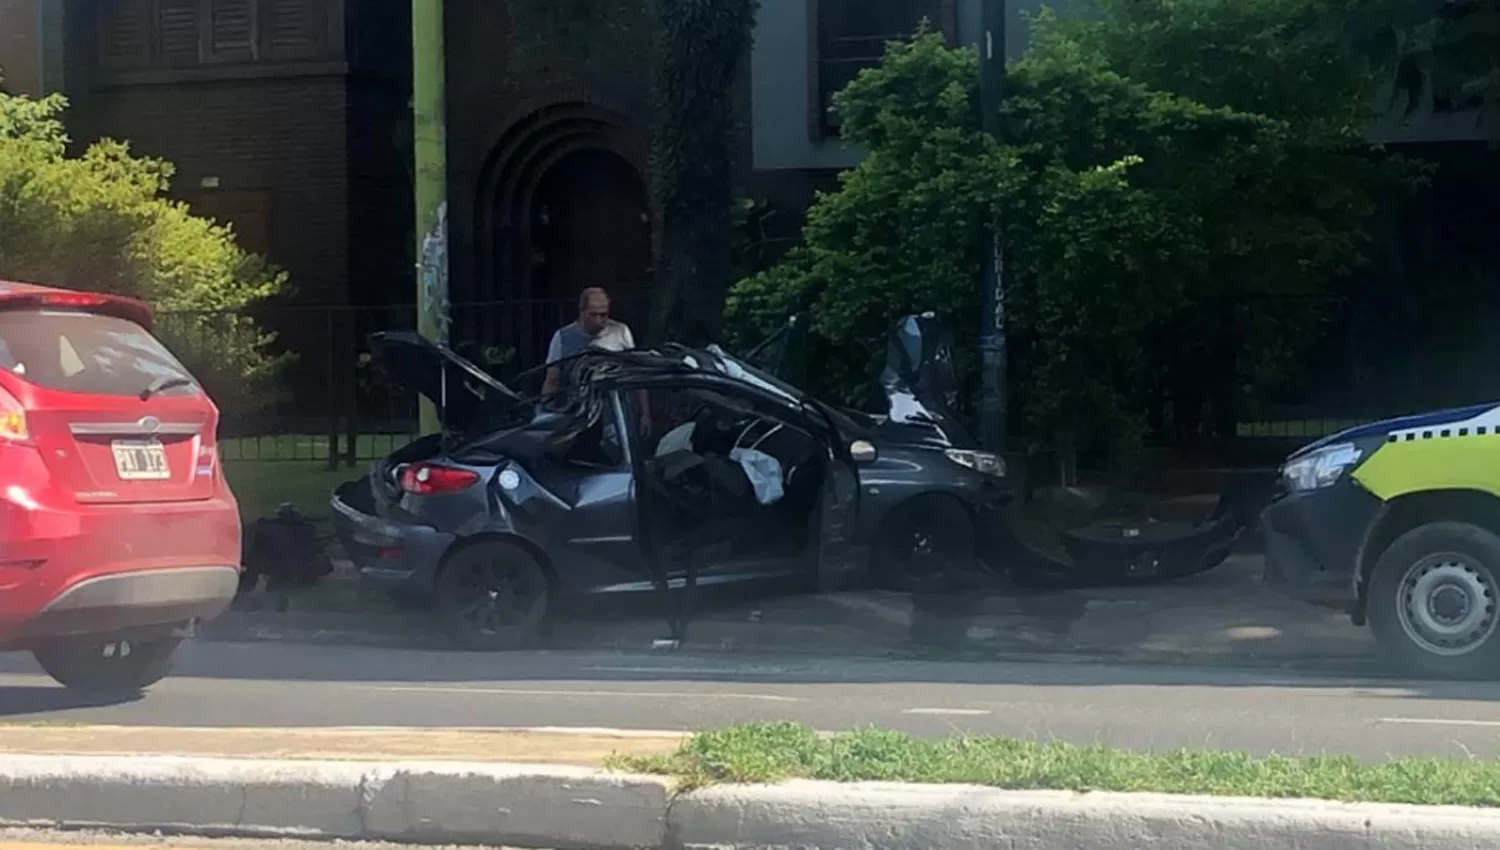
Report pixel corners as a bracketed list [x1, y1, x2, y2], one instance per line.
[330, 314, 1012, 646]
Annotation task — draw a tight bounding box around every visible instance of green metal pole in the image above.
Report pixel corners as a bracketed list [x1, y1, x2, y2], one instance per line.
[413, 0, 449, 435]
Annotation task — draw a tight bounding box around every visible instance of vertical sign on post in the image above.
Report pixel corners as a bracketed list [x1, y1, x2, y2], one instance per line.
[977, 0, 1008, 453]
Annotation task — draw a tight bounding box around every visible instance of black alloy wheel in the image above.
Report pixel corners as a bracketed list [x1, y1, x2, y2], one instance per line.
[872, 495, 977, 593]
[434, 540, 552, 650]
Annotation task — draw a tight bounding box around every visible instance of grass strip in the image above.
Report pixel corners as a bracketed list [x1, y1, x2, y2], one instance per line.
[608, 722, 1500, 806]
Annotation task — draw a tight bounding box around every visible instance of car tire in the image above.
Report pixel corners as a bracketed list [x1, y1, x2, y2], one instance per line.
[32, 636, 181, 696]
[1367, 521, 1500, 679]
[434, 540, 552, 650]
[872, 495, 976, 593]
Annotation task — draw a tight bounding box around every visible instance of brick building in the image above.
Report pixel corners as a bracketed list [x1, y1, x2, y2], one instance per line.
[53, 0, 412, 312]
[23, 1, 981, 352]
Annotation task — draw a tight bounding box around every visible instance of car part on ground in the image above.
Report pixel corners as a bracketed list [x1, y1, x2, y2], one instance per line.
[237, 504, 336, 612]
[1059, 511, 1241, 585]
[0, 278, 242, 694]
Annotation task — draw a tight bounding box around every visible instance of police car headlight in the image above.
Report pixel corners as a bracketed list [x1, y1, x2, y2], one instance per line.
[1281, 442, 1363, 493]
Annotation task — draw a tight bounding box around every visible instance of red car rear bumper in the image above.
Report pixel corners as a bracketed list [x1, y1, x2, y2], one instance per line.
[0, 466, 242, 648]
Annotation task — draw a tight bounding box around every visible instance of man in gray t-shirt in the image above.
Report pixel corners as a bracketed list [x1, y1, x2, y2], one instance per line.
[542, 287, 641, 410]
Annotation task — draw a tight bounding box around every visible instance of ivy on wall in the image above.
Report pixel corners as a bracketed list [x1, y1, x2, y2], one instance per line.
[647, 0, 759, 344]
[505, 0, 652, 77]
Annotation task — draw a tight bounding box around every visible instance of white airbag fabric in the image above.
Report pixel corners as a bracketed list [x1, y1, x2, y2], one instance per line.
[729, 447, 784, 505]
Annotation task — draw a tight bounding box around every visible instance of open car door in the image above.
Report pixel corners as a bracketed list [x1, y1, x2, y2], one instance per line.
[592, 348, 862, 643]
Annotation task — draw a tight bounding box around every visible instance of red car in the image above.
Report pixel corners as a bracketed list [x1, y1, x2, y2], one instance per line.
[0, 281, 241, 694]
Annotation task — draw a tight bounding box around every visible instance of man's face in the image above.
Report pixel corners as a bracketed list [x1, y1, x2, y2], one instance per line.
[581, 295, 610, 336]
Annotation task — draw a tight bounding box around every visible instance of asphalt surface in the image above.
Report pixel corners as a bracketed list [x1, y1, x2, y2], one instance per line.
[2, 641, 1499, 761]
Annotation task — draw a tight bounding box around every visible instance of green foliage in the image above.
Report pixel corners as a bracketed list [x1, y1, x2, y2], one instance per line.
[0, 89, 289, 419]
[728, 2, 1415, 461]
[648, 0, 759, 344]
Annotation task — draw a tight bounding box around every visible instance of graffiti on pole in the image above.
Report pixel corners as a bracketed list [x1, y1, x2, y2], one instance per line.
[419, 201, 451, 344]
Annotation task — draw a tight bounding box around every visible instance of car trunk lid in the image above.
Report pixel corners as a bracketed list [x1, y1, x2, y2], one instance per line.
[368, 330, 524, 436]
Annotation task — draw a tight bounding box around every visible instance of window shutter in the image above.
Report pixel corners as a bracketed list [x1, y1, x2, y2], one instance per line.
[207, 0, 258, 61]
[98, 0, 151, 69]
[265, 0, 327, 59]
[155, 0, 202, 65]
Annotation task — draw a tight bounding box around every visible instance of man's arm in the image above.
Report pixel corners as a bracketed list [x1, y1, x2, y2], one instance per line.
[541, 331, 563, 398]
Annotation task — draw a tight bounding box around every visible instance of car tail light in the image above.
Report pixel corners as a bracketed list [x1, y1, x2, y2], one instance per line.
[38, 292, 109, 308]
[0, 384, 28, 443]
[196, 444, 218, 478]
[398, 462, 479, 496]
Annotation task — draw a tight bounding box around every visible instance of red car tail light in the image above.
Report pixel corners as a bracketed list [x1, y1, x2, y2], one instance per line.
[0, 384, 29, 443]
[398, 462, 480, 496]
[37, 292, 109, 309]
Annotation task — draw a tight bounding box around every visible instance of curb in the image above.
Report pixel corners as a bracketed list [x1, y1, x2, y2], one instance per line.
[4, 756, 1500, 850]
[0, 755, 670, 850]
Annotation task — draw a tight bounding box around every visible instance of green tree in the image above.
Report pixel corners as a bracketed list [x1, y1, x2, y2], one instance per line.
[0, 87, 290, 418]
[1055, 0, 1416, 443]
[648, 0, 759, 345]
[728, 1, 1412, 478]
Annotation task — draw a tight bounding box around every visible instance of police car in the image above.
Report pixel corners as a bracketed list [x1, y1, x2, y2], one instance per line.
[1262, 402, 1500, 678]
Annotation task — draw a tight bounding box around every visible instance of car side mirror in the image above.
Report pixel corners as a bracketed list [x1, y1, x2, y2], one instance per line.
[850, 440, 878, 464]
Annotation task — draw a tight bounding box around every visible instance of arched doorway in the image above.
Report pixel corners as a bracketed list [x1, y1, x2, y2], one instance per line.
[469, 103, 650, 370]
[529, 148, 652, 336]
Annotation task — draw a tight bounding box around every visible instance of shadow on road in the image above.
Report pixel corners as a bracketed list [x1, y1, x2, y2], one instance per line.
[0, 685, 143, 717]
[0, 632, 1469, 708]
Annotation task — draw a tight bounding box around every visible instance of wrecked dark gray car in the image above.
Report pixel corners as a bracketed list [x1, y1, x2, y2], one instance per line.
[330, 313, 1012, 649]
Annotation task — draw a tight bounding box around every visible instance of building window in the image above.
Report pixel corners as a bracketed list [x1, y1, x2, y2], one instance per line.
[97, 0, 334, 72]
[811, 0, 955, 139]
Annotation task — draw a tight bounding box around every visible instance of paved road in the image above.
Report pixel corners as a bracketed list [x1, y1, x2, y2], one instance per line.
[2, 641, 1499, 761]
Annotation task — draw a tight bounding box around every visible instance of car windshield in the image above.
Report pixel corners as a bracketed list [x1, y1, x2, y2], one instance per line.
[689, 346, 871, 439]
[0, 309, 196, 397]
[703, 345, 805, 403]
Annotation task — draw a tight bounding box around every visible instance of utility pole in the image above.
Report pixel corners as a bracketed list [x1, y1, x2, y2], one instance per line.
[977, 0, 1008, 453]
[412, 0, 450, 435]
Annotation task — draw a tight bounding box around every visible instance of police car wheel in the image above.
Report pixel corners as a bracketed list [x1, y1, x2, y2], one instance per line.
[1367, 521, 1500, 679]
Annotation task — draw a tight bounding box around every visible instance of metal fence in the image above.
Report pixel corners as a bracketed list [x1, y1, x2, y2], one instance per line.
[156, 297, 651, 467]
[158, 283, 1500, 469]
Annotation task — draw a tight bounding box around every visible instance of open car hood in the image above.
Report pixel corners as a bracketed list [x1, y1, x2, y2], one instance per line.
[877, 312, 976, 448]
[368, 330, 525, 434]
